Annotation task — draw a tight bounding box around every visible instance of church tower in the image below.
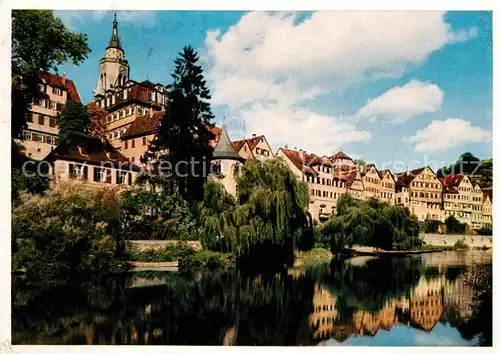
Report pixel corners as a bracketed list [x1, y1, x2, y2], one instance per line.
[94, 14, 130, 96]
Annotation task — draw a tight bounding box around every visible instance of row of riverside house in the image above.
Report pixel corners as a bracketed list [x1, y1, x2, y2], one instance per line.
[275, 147, 492, 230]
[17, 16, 492, 231]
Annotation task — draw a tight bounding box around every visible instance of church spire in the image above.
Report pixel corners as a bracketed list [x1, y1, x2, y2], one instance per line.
[107, 13, 122, 49]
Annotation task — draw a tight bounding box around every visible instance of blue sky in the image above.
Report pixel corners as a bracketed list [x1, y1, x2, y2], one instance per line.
[54, 10, 492, 172]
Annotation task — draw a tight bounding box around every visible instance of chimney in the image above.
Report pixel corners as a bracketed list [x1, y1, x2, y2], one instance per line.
[61, 72, 67, 84]
[252, 133, 256, 137]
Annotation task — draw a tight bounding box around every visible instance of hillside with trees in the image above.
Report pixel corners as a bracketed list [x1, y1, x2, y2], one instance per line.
[437, 152, 492, 189]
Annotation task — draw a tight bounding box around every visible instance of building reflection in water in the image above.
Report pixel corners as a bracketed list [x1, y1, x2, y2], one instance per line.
[301, 264, 475, 343]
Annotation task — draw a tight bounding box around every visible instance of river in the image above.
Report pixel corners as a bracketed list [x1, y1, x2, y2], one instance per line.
[11, 250, 492, 346]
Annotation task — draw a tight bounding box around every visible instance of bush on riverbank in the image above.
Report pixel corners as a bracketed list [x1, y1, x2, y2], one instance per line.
[295, 247, 332, 260]
[179, 251, 235, 271]
[322, 195, 422, 255]
[12, 183, 129, 280]
[453, 239, 470, 250]
[121, 189, 200, 240]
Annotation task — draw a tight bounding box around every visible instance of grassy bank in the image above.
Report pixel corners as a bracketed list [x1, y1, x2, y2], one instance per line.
[295, 247, 332, 260]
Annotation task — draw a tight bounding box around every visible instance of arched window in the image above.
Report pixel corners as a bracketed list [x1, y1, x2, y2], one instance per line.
[101, 74, 104, 89]
[117, 74, 122, 86]
[103, 73, 107, 89]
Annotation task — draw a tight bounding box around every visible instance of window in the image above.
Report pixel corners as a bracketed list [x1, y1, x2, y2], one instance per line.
[39, 84, 45, 92]
[52, 87, 62, 95]
[23, 131, 32, 140]
[117, 171, 128, 184]
[111, 95, 116, 105]
[49, 101, 57, 110]
[69, 164, 86, 180]
[148, 91, 154, 101]
[142, 137, 147, 146]
[113, 131, 118, 139]
[119, 110, 124, 118]
[26, 113, 34, 123]
[56, 103, 64, 111]
[132, 139, 135, 148]
[47, 136, 56, 145]
[49, 118, 56, 127]
[37, 134, 44, 142]
[256, 147, 261, 154]
[138, 107, 144, 116]
[38, 116, 44, 125]
[124, 140, 128, 149]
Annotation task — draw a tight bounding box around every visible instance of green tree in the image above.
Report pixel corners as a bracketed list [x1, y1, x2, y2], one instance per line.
[200, 158, 314, 267]
[445, 215, 466, 234]
[142, 45, 216, 202]
[322, 194, 421, 255]
[12, 10, 90, 141]
[57, 101, 91, 142]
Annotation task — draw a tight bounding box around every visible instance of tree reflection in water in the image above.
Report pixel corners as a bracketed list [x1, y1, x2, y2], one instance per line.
[12, 253, 492, 346]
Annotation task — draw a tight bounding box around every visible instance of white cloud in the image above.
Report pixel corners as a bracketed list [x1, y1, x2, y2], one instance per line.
[407, 118, 491, 153]
[204, 11, 477, 153]
[54, 10, 156, 30]
[356, 80, 444, 123]
[229, 103, 371, 156]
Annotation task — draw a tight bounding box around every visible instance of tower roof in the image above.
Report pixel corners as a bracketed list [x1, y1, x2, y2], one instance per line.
[107, 13, 122, 50]
[213, 124, 244, 161]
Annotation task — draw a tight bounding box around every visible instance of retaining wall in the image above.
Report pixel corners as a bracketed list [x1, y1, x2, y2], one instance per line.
[127, 240, 203, 252]
[420, 233, 493, 247]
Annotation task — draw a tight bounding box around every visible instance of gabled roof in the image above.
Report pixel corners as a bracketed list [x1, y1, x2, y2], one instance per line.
[360, 164, 380, 179]
[278, 148, 316, 174]
[121, 111, 163, 139]
[232, 140, 247, 152]
[232, 134, 269, 151]
[346, 170, 362, 188]
[378, 169, 396, 182]
[330, 151, 353, 162]
[44, 132, 139, 171]
[394, 167, 427, 188]
[441, 174, 466, 188]
[40, 72, 81, 103]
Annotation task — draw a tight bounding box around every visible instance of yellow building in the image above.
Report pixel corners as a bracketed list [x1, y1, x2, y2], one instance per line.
[379, 169, 396, 204]
[440, 174, 484, 229]
[395, 167, 443, 221]
[18, 72, 81, 161]
[360, 164, 382, 200]
[482, 192, 492, 229]
[310, 285, 339, 341]
[232, 134, 275, 161]
[276, 148, 347, 221]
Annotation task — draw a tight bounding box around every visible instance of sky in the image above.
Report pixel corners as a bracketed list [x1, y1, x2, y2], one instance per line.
[54, 10, 492, 172]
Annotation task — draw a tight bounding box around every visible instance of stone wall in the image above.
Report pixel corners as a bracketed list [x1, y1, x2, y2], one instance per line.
[420, 233, 493, 247]
[127, 240, 203, 252]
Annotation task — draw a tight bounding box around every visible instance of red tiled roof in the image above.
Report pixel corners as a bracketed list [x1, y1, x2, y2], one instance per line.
[44, 132, 139, 171]
[330, 151, 353, 162]
[441, 174, 465, 188]
[346, 170, 360, 188]
[394, 167, 426, 188]
[232, 140, 246, 152]
[279, 148, 315, 174]
[233, 135, 266, 151]
[121, 111, 163, 139]
[41, 72, 81, 103]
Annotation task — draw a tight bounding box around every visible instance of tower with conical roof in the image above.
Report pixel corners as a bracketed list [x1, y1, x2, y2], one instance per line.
[94, 13, 130, 96]
[211, 124, 244, 196]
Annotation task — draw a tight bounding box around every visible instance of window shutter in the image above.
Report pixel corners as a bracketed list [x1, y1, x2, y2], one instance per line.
[83, 166, 88, 180]
[124, 140, 128, 149]
[69, 164, 74, 179]
[127, 173, 132, 185]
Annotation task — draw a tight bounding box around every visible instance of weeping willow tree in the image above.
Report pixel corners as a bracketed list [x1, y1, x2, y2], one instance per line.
[322, 194, 421, 255]
[200, 158, 314, 267]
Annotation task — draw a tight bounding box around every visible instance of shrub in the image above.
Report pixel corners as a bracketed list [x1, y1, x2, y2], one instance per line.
[476, 227, 492, 236]
[179, 251, 235, 271]
[453, 239, 469, 250]
[421, 220, 442, 233]
[445, 215, 467, 234]
[12, 183, 128, 280]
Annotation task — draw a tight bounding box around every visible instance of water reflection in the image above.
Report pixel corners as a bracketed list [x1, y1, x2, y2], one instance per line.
[11, 250, 492, 346]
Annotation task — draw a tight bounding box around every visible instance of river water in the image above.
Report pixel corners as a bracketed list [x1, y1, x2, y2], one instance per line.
[12, 250, 492, 346]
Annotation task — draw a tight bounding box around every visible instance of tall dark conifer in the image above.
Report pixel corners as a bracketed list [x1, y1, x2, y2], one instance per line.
[57, 100, 91, 142]
[142, 45, 215, 202]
